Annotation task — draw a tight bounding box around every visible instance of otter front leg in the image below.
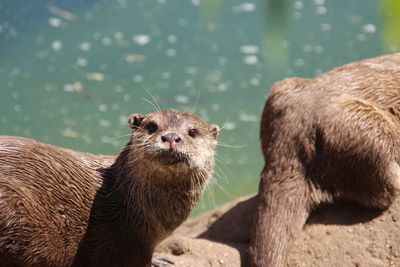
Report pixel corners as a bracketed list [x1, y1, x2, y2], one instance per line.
[248, 164, 311, 267]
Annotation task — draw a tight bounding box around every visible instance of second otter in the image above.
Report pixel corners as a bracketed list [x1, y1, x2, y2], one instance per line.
[0, 110, 219, 267]
[249, 53, 400, 266]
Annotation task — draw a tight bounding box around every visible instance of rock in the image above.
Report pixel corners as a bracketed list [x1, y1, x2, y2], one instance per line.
[155, 195, 400, 267]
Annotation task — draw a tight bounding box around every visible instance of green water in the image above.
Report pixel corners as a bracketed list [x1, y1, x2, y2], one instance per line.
[0, 0, 399, 215]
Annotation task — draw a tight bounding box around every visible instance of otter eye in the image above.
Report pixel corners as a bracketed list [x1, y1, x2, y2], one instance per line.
[145, 122, 158, 134]
[188, 128, 198, 138]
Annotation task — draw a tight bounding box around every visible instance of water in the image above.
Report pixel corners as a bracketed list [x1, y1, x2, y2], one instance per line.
[0, 0, 399, 215]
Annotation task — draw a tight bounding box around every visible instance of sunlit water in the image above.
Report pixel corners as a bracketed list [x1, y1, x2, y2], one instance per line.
[1, 0, 399, 215]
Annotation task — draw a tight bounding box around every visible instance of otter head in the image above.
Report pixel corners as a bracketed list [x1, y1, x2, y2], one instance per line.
[127, 110, 219, 181]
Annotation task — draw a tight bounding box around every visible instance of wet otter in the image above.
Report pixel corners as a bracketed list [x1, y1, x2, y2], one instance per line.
[0, 109, 219, 267]
[249, 53, 400, 266]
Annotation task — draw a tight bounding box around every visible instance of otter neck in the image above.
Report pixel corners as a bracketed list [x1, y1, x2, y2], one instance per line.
[112, 143, 209, 235]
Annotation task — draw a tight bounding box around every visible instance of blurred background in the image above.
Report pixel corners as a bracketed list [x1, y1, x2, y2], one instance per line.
[0, 0, 399, 215]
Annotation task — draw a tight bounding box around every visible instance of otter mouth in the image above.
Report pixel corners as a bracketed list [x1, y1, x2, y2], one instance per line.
[156, 149, 189, 165]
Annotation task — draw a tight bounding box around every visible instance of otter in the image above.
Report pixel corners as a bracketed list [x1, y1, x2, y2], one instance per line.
[0, 109, 219, 267]
[249, 53, 400, 266]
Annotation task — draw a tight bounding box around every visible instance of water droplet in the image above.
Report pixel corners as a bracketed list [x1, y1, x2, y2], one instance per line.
[184, 67, 198, 75]
[314, 45, 324, 54]
[239, 114, 258, 122]
[133, 75, 144, 83]
[316, 6, 327, 15]
[249, 77, 261, 86]
[184, 80, 194, 87]
[48, 17, 62, 28]
[232, 2, 256, 13]
[211, 103, 219, 111]
[320, 23, 331, 31]
[11, 92, 19, 99]
[63, 84, 74, 92]
[99, 119, 111, 128]
[79, 42, 91, 51]
[86, 72, 105, 81]
[123, 94, 131, 101]
[240, 45, 259, 54]
[293, 11, 302, 19]
[294, 58, 305, 67]
[357, 34, 366, 41]
[243, 55, 258, 65]
[167, 35, 177, 43]
[101, 37, 112, 46]
[362, 23, 376, 34]
[174, 95, 189, 104]
[98, 104, 108, 112]
[166, 48, 177, 57]
[111, 103, 119, 111]
[85, 11, 94, 20]
[303, 44, 313, 53]
[132, 34, 151, 45]
[114, 31, 124, 40]
[119, 115, 128, 125]
[217, 83, 228, 92]
[14, 105, 22, 113]
[61, 128, 79, 138]
[178, 19, 188, 27]
[124, 54, 145, 63]
[77, 57, 88, 67]
[114, 85, 123, 93]
[294, 1, 303, 10]
[162, 72, 171, 79]
[51, 40, 63, 51]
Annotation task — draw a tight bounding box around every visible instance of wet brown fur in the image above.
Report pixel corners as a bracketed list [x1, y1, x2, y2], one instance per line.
[0, 110, 219, 267]
[249, 53, 400, 266]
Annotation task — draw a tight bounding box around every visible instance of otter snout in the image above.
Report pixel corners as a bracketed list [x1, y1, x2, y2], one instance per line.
[161, 133, 182, 148]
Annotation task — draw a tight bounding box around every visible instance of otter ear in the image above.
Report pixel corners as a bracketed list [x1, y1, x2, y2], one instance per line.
[128, 114, 145, 130]
[210, 124, 220, 139]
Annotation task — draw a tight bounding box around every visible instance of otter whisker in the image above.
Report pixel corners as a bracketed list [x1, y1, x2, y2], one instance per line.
[210, 176, 238, 199]
[191, 88, 201, 114]
[217, 142, 246, 149]
[110, 133, 133, 141]
[214, 155, 231, 184]
[142, 97, 160, 113]
[141, 85, 162, 112]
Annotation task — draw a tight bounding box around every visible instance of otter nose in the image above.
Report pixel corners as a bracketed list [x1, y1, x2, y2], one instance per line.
[161, 133, 181, 144]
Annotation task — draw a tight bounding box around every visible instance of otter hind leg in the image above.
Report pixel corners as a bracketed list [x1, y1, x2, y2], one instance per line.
[324, 98, 400, 209]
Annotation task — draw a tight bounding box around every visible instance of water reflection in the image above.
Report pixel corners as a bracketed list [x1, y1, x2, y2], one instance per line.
[0, 0, 399, 215]
[381, 0, 400, 52]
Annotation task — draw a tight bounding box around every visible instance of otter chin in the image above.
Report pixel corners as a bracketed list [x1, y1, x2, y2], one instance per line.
[0, 109, 219, 267]
[156, 150, 189, 165]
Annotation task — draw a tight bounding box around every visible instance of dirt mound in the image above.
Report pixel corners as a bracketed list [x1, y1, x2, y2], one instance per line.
[154, 195, 400, 266]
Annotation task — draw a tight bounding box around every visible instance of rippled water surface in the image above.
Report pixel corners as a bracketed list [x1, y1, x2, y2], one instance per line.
[1, 0, 399, 214]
